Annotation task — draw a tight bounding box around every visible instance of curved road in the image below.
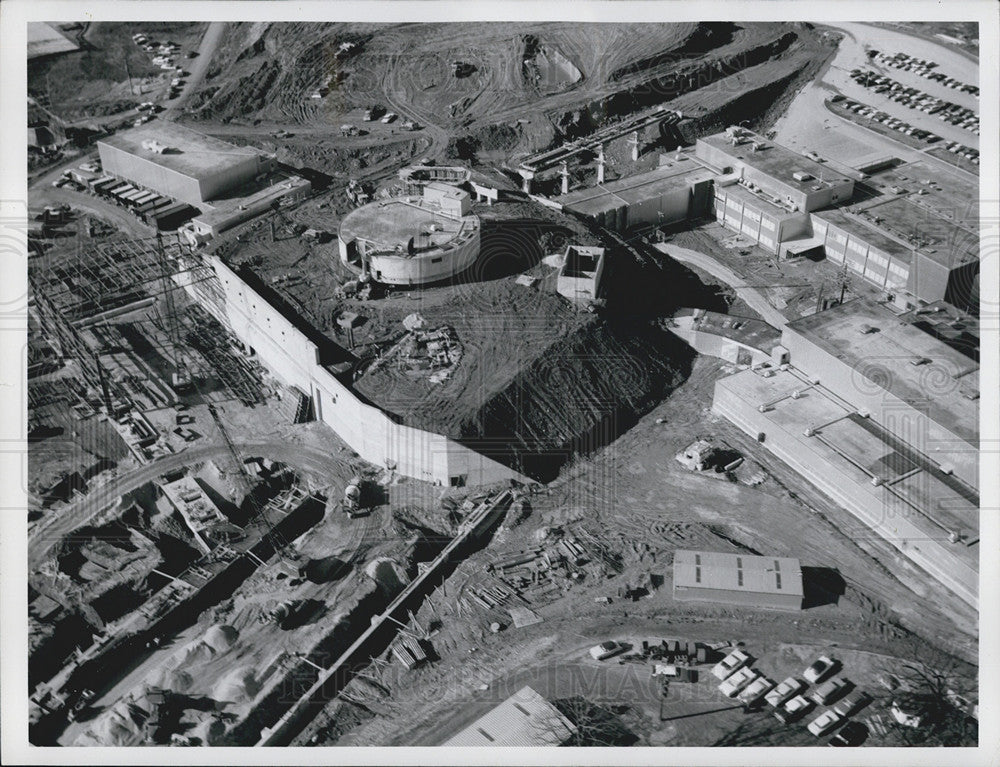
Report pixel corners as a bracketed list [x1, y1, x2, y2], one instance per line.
[29, 439, 363, 570]
[653, 242, 787, 328]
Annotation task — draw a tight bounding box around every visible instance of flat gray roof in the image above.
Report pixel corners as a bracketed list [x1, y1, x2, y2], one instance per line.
[673, 550, 803, 597]
[858, 196, 979, 269]
[557, 158, 713, 217]
[338, 195, 478, 251]
[718, 180, 806, 220]
[27, 23, 79, 59]
[786, 298, 979, 444]
[700, 131, 853, 193]
[813, 208, 914, 263]
[684, 309, 781, 352]
[98, 123, 261, 180]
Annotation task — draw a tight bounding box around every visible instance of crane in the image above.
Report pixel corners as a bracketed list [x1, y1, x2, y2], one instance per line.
[205, 401, 296, 563]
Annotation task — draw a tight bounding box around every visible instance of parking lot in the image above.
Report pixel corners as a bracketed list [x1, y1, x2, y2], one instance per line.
[848, 66, 979, 140]
[827, 96, 978, 167]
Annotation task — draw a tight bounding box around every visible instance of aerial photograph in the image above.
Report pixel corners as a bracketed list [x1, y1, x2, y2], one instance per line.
[15, 10, 988, 755]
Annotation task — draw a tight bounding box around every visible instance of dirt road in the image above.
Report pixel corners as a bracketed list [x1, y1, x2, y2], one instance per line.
[28, 438, 360, 570]
[164, 21, 227, 119]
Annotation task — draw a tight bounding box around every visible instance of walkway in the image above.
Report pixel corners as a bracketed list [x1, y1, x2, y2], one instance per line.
[652, 243, 787, 328]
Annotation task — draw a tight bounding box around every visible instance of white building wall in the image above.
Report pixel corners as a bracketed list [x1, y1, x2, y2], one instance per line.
[210, 256, 525, 487]
[367, 228, 481, 285]
[780, 324, 978, 491]
[712, 372, 977, 608]
[98, 143, 204, 205]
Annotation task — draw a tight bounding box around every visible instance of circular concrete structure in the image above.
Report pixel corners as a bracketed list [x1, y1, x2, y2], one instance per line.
[338, 190, 480, 286]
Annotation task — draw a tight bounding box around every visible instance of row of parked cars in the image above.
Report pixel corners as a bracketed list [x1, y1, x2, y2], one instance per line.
[832, 96, 980, 166]
[711, 649, 872, 744]
[848, 68, 979, 135]
[867, 49, 979, 98]
[132, 32, 190, 100]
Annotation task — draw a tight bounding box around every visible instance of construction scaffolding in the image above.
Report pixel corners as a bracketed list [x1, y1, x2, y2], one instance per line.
[29, 230, 269, 412]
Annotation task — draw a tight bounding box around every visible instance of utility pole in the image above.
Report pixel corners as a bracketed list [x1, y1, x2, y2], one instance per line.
[837, 261, 850, 304]
[124, 57, 135, 96]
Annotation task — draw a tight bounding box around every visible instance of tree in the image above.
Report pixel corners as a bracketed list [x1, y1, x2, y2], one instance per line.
[540, 696, 638, 746]
[878, 642, 978, 746]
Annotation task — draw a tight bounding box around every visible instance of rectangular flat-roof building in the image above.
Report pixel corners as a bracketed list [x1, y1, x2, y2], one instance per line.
[812, 205, 979, 310]
[673, 550, 803, 611]
[812, 208, 914, 292]
[556, 157, 713, 231]
[98, 123, 268, 206]
[443, 686, 576, 747]
[711, 366, 979, 608]
[696, 128, 855, 213]
[712, 179, 811, 254]
[782, 298, 979, 491]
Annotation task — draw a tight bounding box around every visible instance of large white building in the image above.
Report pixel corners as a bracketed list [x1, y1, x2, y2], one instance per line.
[98, 123, 271, 207]
[443, 686, 576, 746]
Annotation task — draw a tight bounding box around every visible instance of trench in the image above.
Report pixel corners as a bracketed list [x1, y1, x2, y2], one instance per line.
[31, 494, 326, 745]
[219, 494, 512, 746]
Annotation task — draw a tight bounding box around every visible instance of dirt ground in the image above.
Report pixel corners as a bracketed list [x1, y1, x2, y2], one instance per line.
[299, 354, 976, 747]
[29, 23, 208, 124]
[28, 21, 978, 749]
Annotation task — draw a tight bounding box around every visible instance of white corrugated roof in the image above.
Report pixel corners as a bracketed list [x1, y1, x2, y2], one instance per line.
[443, 686, 575, 747]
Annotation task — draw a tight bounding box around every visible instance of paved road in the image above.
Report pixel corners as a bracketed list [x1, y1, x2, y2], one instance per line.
[652, 243, 787, 328]
[163, 21, 227, 119]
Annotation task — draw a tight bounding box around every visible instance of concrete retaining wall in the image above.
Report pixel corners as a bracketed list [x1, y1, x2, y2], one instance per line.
[210, 257, 526, 488]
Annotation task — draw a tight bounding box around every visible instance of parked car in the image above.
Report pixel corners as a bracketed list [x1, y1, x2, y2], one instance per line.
[719, 667, 759, 698]
[832, 690, 873, 717]
[804, 655, 839, 684]
[774, 694, 814, 724]
[829, 720, 868, 747]
[589, 640, 624, 661]
[890, 700, 923, 728]
[766, 677, 805, 708]
[808, 709, 846, 737]
[811, 676, 851, 706]
[738, 676, 775, 706]
[711, 649, 751, 680]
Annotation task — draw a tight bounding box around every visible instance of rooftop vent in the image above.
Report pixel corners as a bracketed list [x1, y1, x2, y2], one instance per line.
[141, 139, 170, 154]
[792, 171, 813, 182]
